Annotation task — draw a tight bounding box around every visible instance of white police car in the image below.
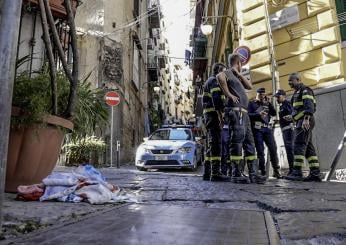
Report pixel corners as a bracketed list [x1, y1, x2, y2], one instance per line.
[135, 125, 202, 171]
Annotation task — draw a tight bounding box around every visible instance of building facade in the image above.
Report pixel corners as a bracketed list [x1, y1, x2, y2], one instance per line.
[192, 0, 346, 170]
[76, 0, 175, 163]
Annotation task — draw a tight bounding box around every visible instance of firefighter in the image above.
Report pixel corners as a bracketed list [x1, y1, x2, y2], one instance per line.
[202, 63, 229, 181]
[274, 89, 294, 175]
[248, 88, 281, 178]
[221, 107, 231, 176]
[285, 73, 322, 181]
[217, 54, 266, 184]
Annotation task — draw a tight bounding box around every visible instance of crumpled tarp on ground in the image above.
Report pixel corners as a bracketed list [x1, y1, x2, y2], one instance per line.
[17, 165, 138, 204]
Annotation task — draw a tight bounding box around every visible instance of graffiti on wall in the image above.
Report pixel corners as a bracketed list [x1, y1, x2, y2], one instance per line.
[103, 44, 123, 83]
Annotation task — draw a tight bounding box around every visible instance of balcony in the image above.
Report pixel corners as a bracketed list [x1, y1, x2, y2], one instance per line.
[25, 0, 79, 19]
[148, 5, 161, 29]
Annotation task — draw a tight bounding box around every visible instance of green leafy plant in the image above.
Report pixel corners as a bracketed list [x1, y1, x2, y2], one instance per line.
[63, 136, 106, 166]
[12, 68, 109, 139]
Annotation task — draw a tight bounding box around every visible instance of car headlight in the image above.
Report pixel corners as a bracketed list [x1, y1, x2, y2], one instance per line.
[136, 146, 151, 154]
[143, 148, 151, 153]
[178, 147, 192, 153]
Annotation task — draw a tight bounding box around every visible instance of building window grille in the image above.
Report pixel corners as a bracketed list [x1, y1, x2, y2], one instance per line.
[336, 0, 346, 41]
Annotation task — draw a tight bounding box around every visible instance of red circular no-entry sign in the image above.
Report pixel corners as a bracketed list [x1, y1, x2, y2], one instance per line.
[234, 46, 251, 66]
[105, 91, 120, 106]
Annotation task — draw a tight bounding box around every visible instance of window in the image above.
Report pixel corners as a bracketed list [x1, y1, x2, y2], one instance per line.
[336, 0, 346, 41]
[133, 42, 140, 89]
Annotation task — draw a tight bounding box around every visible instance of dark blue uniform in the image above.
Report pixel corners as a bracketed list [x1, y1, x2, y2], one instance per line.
[202, 75, 225, 180]
[291, 84, 320, 172]
[248, 99, 280, 176]
[278, 100, 294, 173]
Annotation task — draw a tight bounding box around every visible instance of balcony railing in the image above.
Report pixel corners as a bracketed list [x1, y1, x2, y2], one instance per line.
[25, 0, 79, 18]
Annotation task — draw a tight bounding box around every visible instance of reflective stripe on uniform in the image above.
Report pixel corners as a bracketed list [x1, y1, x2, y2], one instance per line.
[307, 156, 318, 162]
[209, 156, 221, 161]
[309, 162, 320, 168]
[293, 101, 303, 107]
[307, 156, 319, 167]
[211, 87, 221, 93]
[294, 161, 304, 167]
[230, 155, 243, 161]
[204, 157, 211, 161]
[294, 155, 305, 160]
[245, 155, 257, 161]
[302, 95, 316, 102]
[203, 92, 212, 98]
[203, 108, 215, 113]
[294, 111, 305, 120]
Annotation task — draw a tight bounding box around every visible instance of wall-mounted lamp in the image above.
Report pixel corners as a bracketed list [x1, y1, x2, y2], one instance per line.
[200, 15, 234, 36]
[153, 86, 160, 93]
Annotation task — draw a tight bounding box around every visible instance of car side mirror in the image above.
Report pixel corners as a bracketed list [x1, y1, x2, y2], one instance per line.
[143, 137, 148, 142]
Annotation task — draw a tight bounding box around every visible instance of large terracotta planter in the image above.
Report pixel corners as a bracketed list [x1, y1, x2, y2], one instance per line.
[5, 108, 73, 192]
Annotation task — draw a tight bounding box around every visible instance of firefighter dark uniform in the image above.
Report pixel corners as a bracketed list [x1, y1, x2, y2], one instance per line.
[248, 88, 281, 178]
[202, 73, 228, 181]
[286, 80, 321, 181]
[274, 89, 294, 174]
[221, 107, 231, 176]
[223, 69, 265, 184]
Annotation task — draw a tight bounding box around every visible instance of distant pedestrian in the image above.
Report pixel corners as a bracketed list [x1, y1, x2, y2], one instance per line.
[274, 89, 294, 175]
[285, 73, 322, 181]
[248, 88, 281, 178]
[217, 54, 265, 184]
[202, 63, 229, 181]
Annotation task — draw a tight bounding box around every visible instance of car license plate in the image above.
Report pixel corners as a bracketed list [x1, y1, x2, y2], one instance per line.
[155, 156, 168, 161]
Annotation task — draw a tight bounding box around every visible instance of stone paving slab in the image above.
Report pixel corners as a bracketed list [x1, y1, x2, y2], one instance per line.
[5, 204, 280, 245]
[2, 166, 346, 244]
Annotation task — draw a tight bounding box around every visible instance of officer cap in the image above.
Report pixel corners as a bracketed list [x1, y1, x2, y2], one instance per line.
[288, 72, 301, 81]
[256, 87, 266, 94]
[274, 89, 286, 97]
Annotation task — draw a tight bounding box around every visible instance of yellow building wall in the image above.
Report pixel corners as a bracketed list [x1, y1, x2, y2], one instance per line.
[230, 0, 346, 97]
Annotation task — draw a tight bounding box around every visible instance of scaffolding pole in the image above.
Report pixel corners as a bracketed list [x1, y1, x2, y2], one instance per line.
[0, 0, 23, 229]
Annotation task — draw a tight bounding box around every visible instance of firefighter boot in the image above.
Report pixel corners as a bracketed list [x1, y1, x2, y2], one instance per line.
[231, 161, 250, 184]
[273, 168, 282, 179]
[239, 160, 248, 178]
[247, 160, 266, 184]
[210, 162, 230, 182]
[285, 168, 303, 181]
[202, 161, 211, 181]
[304, 168, 322, 182]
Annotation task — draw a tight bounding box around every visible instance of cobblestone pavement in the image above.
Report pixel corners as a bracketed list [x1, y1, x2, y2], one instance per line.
[2, 166, 346, 244]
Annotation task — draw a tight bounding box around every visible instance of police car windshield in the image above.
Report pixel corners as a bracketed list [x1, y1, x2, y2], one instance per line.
[149, 129, 192, 140]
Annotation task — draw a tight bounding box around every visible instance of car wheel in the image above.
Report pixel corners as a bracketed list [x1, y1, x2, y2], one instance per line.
[190, 154, 198, 171]
[136, 166, 147, 171]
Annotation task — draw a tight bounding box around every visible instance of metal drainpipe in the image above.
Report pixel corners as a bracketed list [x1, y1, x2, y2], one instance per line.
[0, 0, 23, 229]
[263, 0, 280, 104]
[211, 0, 225, 74]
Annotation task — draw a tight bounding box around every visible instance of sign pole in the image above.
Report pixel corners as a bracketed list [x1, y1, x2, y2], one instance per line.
[105, 91, 120, 168]
[110, 106, 114, 168]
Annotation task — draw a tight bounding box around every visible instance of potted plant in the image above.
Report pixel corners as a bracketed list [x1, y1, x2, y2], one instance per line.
[64, 136, 107, 167]
[5, 0, 108, 192]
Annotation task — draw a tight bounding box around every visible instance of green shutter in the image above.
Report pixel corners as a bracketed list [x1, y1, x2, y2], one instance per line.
[225, 48, 232, 66]
[336, 0, 346, 41]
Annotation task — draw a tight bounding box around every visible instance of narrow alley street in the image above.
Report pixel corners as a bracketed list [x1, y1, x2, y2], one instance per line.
[2, 166, 346, 244]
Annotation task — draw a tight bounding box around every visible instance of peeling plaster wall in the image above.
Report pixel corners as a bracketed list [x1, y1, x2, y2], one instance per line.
[76, 0, 148, 163]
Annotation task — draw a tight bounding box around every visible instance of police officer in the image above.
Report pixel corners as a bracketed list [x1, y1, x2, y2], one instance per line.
[248, 88, 281, 178]
[217, 54, 265, 184]
[285, 73, 322, 181]
[202, 63, 229, 181]
[274, 89, 294, 175]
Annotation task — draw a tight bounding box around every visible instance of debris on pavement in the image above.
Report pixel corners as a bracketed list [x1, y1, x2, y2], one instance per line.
[16, 165, 138, 204]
